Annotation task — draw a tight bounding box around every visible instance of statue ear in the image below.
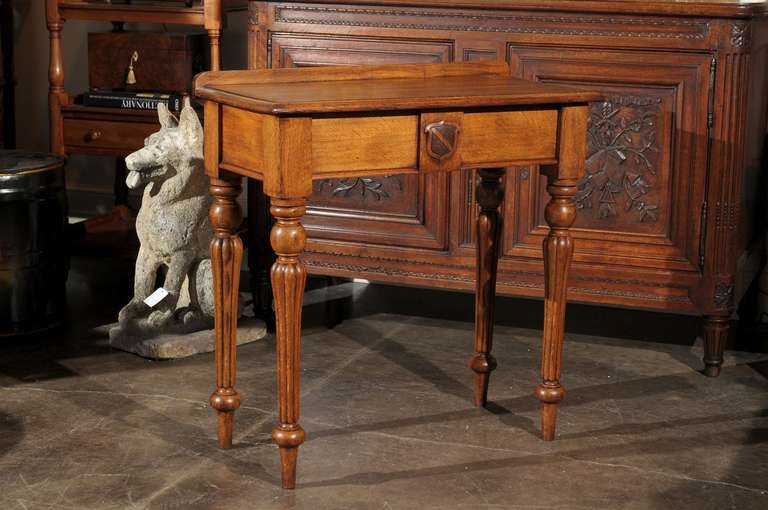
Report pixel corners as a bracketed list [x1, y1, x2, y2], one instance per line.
[157, 102, 177, 129]
[179, 101, 203, 147]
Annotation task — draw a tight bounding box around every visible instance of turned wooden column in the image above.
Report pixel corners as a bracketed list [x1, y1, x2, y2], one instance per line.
[535, 106, 587, 441]
[207, 29, 222, 71]
[204, 0, 223, 71]
[209, 173, 243, 449]
[469, 168, 504, 407]
[1, 0, 16, 149]
[45, 0, 65, 155]
[269, 197, 308, 490]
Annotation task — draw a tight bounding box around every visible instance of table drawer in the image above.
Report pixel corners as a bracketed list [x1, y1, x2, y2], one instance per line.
[462, 110, 558, 166]
[63, 118, 157, 154]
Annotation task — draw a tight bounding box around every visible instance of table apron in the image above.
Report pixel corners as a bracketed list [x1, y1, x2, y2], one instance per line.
[214, 105, 561, 181]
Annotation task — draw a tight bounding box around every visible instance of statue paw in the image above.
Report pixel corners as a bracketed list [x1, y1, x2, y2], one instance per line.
[147, 309, 174, 328]
[177, 307, 203, 325]
[118, 301, 148, 323]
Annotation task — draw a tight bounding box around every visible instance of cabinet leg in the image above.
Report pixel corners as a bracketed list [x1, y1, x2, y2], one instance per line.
[208, 174, 243, 449]
[269, 197, 307, 489]
[469, 168, 504, 407]
[535, 172, 577, 441]
[702, 315, 729, 377]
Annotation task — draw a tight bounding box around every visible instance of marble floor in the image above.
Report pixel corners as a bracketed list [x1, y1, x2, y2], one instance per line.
[1, 257, 768, 509]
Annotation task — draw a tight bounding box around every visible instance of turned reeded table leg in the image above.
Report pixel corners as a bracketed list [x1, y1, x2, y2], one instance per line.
[269, 197, 308, 490]
[470, 168, 504, 407]
[534, 106, 587, 441]
[536, 175, 576, 441]
[209, 174, 243, 449]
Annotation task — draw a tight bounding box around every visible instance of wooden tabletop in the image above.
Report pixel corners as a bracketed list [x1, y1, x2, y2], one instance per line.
[194, 62, 602, 115]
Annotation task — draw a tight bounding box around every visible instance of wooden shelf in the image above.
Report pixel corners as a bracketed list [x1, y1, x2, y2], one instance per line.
[58, 0, 246, 25]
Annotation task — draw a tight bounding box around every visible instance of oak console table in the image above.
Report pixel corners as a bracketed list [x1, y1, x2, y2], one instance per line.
[195, 62, 599, 488]
[245, 0, 768, 377]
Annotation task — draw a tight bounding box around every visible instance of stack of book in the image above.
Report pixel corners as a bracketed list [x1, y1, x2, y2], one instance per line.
[79, 91, 187, 113]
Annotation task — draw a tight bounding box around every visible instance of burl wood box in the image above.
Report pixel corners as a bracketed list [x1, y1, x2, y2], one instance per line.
[88, 32, 206, 93]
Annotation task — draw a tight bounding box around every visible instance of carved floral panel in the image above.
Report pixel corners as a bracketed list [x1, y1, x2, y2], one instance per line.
[577, 94, 663, 224]
[310, 174, 420, 216]
[315, 176, 402, 201]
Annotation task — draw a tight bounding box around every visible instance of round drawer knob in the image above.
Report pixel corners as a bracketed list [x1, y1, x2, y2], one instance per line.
[85, 129, 102, 142]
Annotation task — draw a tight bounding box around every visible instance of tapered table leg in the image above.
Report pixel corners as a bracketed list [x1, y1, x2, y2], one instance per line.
[536, 179, 575, 441]
[469, 168, 504, 407]
[209, 174, 243, 449]
[269, 197, 308, 489]
[534, 106, 587, 441]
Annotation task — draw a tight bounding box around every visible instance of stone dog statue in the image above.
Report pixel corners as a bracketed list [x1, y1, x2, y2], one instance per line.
[110, 101, 215, 347]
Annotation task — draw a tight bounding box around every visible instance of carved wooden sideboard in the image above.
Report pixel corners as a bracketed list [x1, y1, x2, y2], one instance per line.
[245, 0, 768, 377]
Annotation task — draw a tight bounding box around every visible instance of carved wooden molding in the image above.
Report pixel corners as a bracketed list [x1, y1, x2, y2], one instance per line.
[304, 259, 692, 303]
[463, 48, 498, 62]
[274, 5, 710, 40]
[271, 34, 453, 70]
[303, 247, 691, 289]
[730, 22, 751, 48]
[714, 201, 737, 231]
[706, 51, 749, 287]
[248, 1, 259, 25]
[714, 283, 734, 307]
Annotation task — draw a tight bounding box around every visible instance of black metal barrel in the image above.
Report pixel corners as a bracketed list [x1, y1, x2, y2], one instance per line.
[0, 151, 68, 336]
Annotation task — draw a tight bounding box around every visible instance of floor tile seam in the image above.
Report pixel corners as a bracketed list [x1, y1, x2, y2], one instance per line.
[131, 460, 213, 510]
[299, 322, 412, 399]
[451, 505, 603, 509]
[7, 497, 82, 510]
[1, 386, 212, 409]
[231, 413, 276, 441]
[2, 385, 280, 439]
[558, 456, 768, 494]
[294, 414, 768, 495]
[298, 414, 543, 457]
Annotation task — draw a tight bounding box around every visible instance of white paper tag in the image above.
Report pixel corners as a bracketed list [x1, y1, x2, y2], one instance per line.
[144, 288, 169, 308]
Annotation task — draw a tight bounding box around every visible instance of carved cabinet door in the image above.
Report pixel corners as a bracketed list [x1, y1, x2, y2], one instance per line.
[269, 33, 453, 250]
[502, 47, 712, 273]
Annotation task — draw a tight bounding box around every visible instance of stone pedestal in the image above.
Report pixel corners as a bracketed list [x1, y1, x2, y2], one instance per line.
[108, 318, 267, 360]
